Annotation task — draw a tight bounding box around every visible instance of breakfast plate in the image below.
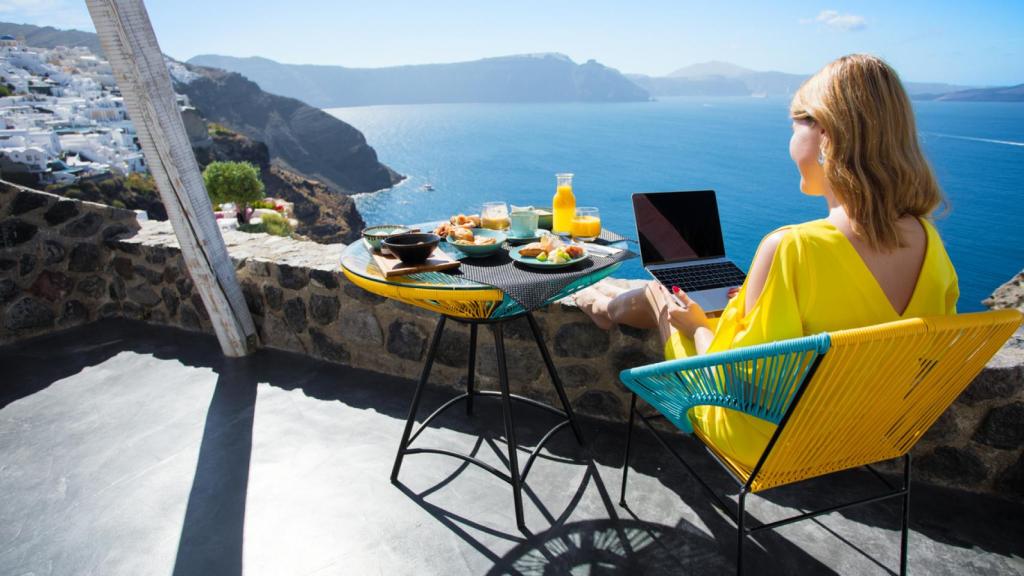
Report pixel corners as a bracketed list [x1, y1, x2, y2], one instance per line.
[508, 244, 589, 269]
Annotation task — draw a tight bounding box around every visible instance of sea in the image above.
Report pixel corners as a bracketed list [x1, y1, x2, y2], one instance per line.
[327, 97, 1024, 312]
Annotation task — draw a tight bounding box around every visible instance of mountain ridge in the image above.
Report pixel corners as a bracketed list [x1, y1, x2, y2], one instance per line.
[187, 53, 650, 107]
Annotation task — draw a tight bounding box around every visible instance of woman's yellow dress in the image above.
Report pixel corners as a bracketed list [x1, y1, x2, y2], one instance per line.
[664, 218, 959, 472]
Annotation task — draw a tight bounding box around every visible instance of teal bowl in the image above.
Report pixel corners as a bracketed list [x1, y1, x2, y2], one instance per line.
[362, 225, 411, 251]
[447, 228, 506, 258]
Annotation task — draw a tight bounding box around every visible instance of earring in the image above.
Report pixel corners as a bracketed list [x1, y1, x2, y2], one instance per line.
[817, 150, 825, 166]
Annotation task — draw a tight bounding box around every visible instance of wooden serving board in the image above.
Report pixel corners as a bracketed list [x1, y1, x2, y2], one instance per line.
[372, 247, 460, 278]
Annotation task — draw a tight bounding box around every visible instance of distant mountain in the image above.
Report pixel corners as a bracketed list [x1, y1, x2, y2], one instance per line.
[668, 61, 754, 78]
[634, 61, 972, 98]
[0, 21, 102, 56]
[187, 53, 650, 107]
[914, 84, 1024, 102]
[177, 66, 402, 194]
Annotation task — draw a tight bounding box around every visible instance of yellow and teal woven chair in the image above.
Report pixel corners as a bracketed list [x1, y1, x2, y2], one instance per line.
[618, 310, 1022, 575]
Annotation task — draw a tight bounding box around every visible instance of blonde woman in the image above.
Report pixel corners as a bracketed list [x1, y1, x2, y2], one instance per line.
[575, 54, 959, 469]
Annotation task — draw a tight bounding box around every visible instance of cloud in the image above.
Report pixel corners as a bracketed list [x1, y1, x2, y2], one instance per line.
[801, 10, 867, 31]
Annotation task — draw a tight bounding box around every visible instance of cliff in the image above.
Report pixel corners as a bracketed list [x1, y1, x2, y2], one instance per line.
[984, 270, 1024, 311]
[176, 66, 402, 194]
[186, 53, 650, 107]
[192, 125, 365, 243]
[915, 84, 1024, 102]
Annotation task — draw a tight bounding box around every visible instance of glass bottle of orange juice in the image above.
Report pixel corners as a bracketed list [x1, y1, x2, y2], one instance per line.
[552, 173, 576, 234]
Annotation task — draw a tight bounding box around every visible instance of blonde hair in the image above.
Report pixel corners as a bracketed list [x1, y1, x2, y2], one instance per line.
[790, 54, 944, 251]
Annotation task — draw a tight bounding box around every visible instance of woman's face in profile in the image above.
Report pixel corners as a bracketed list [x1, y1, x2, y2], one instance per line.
[790, 117, 825, 197]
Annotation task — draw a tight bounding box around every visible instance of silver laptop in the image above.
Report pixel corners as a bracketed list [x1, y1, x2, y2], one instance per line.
[632, 190, 746, 313]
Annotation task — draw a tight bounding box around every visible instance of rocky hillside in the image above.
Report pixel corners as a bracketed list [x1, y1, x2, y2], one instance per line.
[176, 66, 401, 194]
[187, 53, 649, 107]
[984, 271, 1024, 311]
[191, 124, 364, 243]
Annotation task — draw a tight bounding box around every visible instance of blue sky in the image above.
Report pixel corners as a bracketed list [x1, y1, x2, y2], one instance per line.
[3, 0, 1022, 85]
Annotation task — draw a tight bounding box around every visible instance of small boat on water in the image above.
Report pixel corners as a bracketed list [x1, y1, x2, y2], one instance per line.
[421, 183, 435, 191]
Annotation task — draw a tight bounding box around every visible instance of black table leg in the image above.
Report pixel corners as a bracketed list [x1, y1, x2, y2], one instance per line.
[526, 311, 584, 444]
[391, 315, 447, 483]
[466, 323, 477, 415]
[493, 322, 527, 530]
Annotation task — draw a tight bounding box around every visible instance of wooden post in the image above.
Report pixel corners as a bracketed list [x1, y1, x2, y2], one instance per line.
[86, 0, 257, 356]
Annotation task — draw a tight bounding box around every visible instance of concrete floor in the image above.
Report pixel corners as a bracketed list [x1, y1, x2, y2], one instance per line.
[1, 320, 1021, 576]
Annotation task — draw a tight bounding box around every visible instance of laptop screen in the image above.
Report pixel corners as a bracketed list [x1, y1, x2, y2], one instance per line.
[632, 191, 726, 266]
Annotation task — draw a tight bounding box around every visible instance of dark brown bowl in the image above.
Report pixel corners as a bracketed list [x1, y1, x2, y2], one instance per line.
[382, 233, 440, 265]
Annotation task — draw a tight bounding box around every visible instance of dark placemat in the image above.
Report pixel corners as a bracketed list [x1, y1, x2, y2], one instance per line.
[444, 229, 637, 312]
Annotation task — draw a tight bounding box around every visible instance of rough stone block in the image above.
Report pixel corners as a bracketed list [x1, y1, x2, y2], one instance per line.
[180, 305, 201, 331]
[995, 454, 1024, 498]
[241, 282, 264, 316]
[43, 200, 79, 225]
[175, 276, 194, 297]
[284, 297, 308, 332]
[309, 294, 339, 325]
[63, 213, 104, 238]
[436, 328, 471, 368]
[113, 257, 135, 279]
[122, 301, 144, 320]
[102, 224, 135, 243]
[58, 300, 89, 326]
[109, 276, 126, 300]
[0, 218, 37, 248]
[610, 343, 662, 374]
[387, 319, 426, 361]
[310, 328, 350, 364]
[3, 296, 54, 330]
[263, 285, 283, 311]
[68, 243, 102, 273]
[310, 269, 340, 289]
[98, 302, 121, 319]
[972, 402, 1024, 450]
[575, 390, 624, 420]
[10, 191, 50, 215]
[18, 253, 35, 277]
[75, 276, 106, 299]
[478, 342, 543, 384]
[278, 265, 309, 290]
[29, 271, 74, 302]
[338, 307, 383, 346]
[132, 265, 163, 285]
[559, 364, 600, 390]
[128, 285, 162, 308]
[917, 446, 989, 485]
[43, 240, 66, 265]
[0, 278, 16, 304]
[554, 322, 611, 358]
[161, 287, 179, 317]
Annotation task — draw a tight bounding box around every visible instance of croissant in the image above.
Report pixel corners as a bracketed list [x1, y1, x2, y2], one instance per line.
[517, 242, 546, 258]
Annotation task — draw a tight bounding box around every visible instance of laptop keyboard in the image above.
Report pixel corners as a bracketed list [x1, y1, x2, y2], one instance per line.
[651, 262, 747, 293]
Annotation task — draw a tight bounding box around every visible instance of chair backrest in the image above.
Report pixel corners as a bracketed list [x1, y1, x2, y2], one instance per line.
[751, 309, 1022, 492]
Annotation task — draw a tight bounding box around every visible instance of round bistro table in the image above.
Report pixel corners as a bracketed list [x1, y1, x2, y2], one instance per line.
[340, 224, 629, 530]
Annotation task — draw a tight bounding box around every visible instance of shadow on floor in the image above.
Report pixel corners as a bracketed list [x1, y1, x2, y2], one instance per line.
[3, 319, 1022, 575]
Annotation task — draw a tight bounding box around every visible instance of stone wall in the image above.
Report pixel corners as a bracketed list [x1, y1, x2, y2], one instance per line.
[0, 181, 139, 342]
[1, 182, 1022, 500]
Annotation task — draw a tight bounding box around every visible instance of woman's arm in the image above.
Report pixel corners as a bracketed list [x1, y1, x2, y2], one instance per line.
[654, 229, 788, 356]
[743, 230, 787, 314]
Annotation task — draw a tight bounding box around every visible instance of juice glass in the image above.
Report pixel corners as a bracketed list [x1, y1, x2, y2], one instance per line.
[481, 201, 510, 230]
[552, 173, 576, 234]
[571, 207, 601, 241]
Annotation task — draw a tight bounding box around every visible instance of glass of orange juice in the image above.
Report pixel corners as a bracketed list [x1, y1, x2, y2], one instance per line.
[571, 207, 601, 241]
[481, 201, 510, 230]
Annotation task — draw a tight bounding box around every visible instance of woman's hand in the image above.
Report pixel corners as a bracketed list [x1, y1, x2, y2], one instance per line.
[666, 286, 711, 338]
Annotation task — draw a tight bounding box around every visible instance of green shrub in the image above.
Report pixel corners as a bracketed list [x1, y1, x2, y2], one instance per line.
[202, 161, 264, 223]
[207, 122, 232, 136]
[237, 212, 293, 237]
